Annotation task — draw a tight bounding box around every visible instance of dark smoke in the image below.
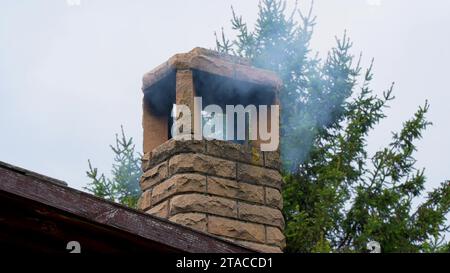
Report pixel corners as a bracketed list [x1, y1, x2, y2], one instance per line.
[143, 70, 176, 116]
[143, 69, 275, 115]
[193, 69, 275, 109]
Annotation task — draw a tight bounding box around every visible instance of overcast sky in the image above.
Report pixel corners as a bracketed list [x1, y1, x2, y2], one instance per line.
[1, 0, 449, 193]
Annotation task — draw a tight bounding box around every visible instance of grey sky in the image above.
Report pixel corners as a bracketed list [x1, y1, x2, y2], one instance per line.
[0, 0, 449, 193]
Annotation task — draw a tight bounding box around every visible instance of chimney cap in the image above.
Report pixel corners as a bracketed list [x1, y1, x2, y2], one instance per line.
[142, 47, 282, 91]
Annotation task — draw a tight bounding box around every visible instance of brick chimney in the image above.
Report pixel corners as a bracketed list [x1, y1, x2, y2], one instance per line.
[138, 48, 285, 253]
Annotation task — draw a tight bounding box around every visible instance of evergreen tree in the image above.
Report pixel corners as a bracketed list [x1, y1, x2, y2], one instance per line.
[85, 126, 142, 208]
[216, 0, 450, 252]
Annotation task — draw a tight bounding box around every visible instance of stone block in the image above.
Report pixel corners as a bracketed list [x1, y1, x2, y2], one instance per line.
[137, 189, 152, 211]
[169, 212, 207, 232]
[169, 153, 236, 179]
[265, 187, 283, 209]
[152, 173, 206, 204]
[207, 176, 264, 204]
[264, 151, 281, 170]
[208, 216, 265, 243]
[206, 140, 263, 166]
[146, 200, 169, 218]
[146, 139, 205, 168]
[237, 163, 282, 189]
[170, 193, 237, 218]
[238, 202, 284, 229]
[266, 226, 286, 249]
[140, 161, 168, 191]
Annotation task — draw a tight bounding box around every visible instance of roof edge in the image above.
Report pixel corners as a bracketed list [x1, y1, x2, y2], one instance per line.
[0, 161, 254, 253]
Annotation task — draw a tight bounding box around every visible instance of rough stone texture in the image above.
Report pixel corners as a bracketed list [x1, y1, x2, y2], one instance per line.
[142, 47, 282, 91]
[266, 226, 286, 249]
[265, 187, 283, 209]
[169, 213, 207, 233]
[169, 153, 236, 179]
[237, 163, 283, 190]
[208, 216, 265, 243]
[140, 161, 168, 191]
[239, 202, 284, 229]
[176, 69, 195, 107]
[141, 152, 151, 171]
[146, 200, 169, 218]
[264, 151, 281, 170]
[206, 140, 263, 166]
[138, 147, 285, 251]
[234, 240, 282, 253]
[170, 193, 237, 218]
[176, 69, 196, 133]
[142, 102, 169, 154]
[137, 189, 152, 211]
[144, 139, 205, 169]
[207, 176, 264, 204]
[151, 173, 206, 205]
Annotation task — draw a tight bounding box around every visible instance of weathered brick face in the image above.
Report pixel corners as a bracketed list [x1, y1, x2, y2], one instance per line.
[138, 139, 285, 253]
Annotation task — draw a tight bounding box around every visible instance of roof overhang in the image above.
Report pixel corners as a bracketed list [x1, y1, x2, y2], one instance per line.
[0, 161, 253, 253]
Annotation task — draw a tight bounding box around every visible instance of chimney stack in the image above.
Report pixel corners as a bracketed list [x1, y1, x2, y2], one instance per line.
[138, 48, 285, 253]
